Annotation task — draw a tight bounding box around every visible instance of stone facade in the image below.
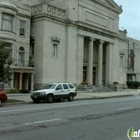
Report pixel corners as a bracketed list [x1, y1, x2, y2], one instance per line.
[0, 0, 34, 90]
[0, 0, 140, 90]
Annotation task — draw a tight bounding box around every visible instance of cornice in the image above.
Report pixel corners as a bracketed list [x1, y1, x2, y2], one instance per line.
[0, 2, 18, 12]
[94, 0, 122, 14]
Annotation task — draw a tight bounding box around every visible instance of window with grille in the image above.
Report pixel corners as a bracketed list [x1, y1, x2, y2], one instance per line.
[19, 20, 25, 36]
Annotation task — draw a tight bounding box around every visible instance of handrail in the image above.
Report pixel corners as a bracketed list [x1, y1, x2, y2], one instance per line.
[102, 80, 117, 91]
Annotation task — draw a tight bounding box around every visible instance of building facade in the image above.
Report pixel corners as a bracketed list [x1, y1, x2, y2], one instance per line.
[0, 0, 34, 90]
[0, 0, 140, 90]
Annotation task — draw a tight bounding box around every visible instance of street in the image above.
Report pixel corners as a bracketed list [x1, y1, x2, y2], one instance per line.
[0, 96, 140, 140]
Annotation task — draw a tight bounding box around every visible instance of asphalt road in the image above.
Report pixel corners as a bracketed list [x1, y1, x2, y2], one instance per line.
[0, 96, 140, 140]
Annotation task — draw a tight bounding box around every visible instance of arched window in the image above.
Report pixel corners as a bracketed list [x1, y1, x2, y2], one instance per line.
[18, 47, 25, 67]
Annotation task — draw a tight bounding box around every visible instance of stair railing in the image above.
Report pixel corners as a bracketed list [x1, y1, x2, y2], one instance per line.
[102, 80, 117, 91]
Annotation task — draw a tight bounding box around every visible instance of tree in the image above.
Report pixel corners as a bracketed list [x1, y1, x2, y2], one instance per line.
[0, 41, 13, 83]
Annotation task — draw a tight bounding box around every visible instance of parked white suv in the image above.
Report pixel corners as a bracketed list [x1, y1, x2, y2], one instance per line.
[31, 83, 77, 103]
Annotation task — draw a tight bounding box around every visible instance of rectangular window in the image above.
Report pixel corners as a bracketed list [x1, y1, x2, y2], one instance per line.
[120, 56, 123, 67]
[4, 43, 13, 62]
[62, 84, 69, 89]
[128, 42, 135, 70]
[2, 13, 14, 31]
[19, 20, 25, 36]
[68, 84, 74, 89]
[52, 43, 58, 58]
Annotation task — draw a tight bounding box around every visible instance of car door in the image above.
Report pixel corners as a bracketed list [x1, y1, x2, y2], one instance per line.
[54, 84, 63, 99]
[62, 84, 70, 98]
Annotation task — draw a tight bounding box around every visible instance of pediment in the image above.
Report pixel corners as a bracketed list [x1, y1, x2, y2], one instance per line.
[79, 0, 122, 14]
[92, 0, 122, 14]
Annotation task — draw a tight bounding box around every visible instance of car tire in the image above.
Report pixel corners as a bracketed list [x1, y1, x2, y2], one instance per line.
[0, 99, 2, 107]
[47, 95, 54, 103]
[33, 99, 40, 103]
[68, 94, 74, 102]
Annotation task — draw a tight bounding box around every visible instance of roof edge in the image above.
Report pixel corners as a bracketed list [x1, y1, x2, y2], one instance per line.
[0, 2, 18, 12]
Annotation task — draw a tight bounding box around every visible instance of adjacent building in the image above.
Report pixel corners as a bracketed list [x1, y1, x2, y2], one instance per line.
[0, 0, 34, 90]
[0, 0, 140, 90]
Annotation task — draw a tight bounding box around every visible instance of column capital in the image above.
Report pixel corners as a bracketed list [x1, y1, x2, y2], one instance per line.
[89, 37, 95, 41]
[99, 40, 105, 44]
[31, 72, 35, 75]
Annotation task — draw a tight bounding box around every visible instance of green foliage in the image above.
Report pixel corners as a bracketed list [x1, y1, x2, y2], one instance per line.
[19, 89, 30, 93]
[126, 81, 140, 89]
[8, 89, 20, 93]
[0, 41, 13, 82]
[7, 99, 25, 103]
[81, 81, 88, 85]
[113, 81, 119, 84]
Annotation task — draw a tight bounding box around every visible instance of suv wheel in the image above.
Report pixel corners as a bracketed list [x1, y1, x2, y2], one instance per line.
[47, 95, 54, 103]
[68, 94, 74, 102]
[0, 99, 2, 107]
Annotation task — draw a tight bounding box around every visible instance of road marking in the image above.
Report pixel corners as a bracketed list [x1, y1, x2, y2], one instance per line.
[25, 123, 31, 126]
[118, 107, 133, 111]
[25, 118, 60, 126]
[33, 121, 44, 124]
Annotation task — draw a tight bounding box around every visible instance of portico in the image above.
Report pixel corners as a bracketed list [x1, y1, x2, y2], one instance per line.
[81, 35, 113, 86]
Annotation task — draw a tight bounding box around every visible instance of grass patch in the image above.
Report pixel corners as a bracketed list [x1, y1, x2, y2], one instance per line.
[6, 92, 20, 94]
[6, 99, 25, 103]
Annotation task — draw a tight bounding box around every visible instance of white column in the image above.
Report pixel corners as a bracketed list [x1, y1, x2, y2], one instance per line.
[87, 38, 95, 84]
[106, 43, 113, 82]
[76, 35, 84, 84]
[0, 13, 1, 30]
[26, 74, 29, 89]
[98, 40, 104, 86]
[11, 74, 14, 89]
[19, 73, 22, 89]
[31, 73, 34, 91]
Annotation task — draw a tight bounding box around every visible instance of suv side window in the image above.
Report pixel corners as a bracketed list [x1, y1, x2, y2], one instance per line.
[63, 84, 69, 89]
[68, 84, 74, 89]
[56, 84, 62, 90]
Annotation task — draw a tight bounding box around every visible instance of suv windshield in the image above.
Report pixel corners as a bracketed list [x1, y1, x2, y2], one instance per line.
[43, 84, 56, 89]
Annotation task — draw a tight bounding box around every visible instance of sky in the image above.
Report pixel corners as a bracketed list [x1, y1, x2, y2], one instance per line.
[114, 0, 140, 40]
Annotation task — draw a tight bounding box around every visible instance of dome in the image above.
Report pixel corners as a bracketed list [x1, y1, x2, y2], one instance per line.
[0, 2, 18, 12]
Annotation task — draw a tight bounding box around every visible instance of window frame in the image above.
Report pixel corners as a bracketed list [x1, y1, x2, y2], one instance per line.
[68, 84, 74, 89]
[51, 42, 58, 59]
[128, 41, 135, 70]
[55, 84, 62, 90]
[19, 20, 26, 36]
[62, 84, 69, 90]
[2, 13, 14, 32]
[120, 55, 123, 67]
[18, 46, 25, 67]
[4, 43, 13, 63]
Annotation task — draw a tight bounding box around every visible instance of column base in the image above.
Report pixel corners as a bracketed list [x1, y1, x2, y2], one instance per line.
[97, 84, 103, 87]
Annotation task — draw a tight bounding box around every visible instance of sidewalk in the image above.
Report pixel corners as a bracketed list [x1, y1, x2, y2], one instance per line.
[7, 90, 140, 103]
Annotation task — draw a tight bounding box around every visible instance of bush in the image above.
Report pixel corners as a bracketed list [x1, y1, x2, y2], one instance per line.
[126, 81, 140, 89]
[19, 89, 30, 93]
[113, 81, 119, 84]
[81, 81, 88, 85]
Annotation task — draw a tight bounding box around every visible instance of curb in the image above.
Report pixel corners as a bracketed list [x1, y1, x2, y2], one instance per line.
[3, 94, 135, 106]
[75, 94, 134, 101]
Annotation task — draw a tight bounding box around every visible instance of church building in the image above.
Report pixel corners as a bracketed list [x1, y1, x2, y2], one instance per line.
[0, 0, 140, 90]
